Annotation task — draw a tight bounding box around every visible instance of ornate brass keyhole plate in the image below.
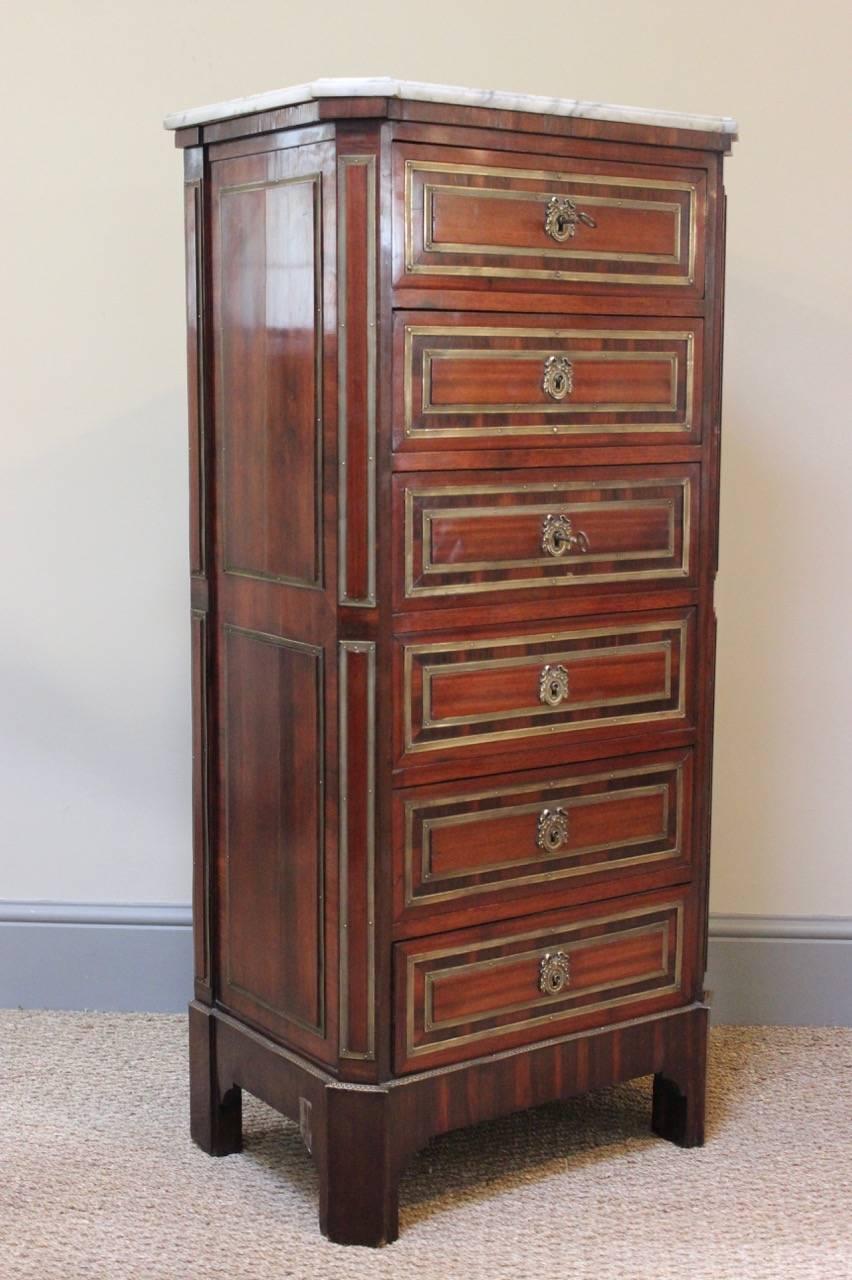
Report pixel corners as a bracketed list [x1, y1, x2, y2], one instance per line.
[544, 195, 597, 242]
[538, 663, 570, 707]
[542, 354, 573, 401]
[536, 807, 570, 853]
[539, 951, 571, 996]
[541, 513, 591, 558]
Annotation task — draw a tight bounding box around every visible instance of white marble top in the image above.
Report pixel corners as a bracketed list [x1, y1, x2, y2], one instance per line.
[164, 77, 737, 135]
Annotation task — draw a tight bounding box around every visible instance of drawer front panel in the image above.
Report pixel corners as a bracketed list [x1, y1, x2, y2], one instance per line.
[397, 611, 693, 765]
[394, 889, 691, 1071]
[395, 466, 696, 606]
[396, 316, 702, 448]
[393, 144, 707, 295]
[394, 751, 693, 925]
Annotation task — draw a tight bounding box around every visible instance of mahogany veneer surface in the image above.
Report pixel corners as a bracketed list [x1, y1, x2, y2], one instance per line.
[171, 87, 732, 1246]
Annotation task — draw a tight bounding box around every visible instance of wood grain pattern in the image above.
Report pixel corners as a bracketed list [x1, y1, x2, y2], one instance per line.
[175, 93, 731, 1246]
[184, 157, 205, 577]
[395, 312, 703, 448]
[220, 626, 325, 1038]
[190, 610, 211, 996]
[393, 142, 707, 296]
[214, 152, 323, 588]
[397, 609, 694, 767]
[393, 748, 693, 933]
[338, 641, 376, 1059]
[395, 464, 698, 608]
[337, 152, 378, 606]
[394, 886, 691, 1072]
[206, 135, 340, 1070]
[197, 994, 709, 1245]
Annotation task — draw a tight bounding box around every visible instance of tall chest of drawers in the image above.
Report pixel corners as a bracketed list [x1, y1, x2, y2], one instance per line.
[166, 79, 736, 1247]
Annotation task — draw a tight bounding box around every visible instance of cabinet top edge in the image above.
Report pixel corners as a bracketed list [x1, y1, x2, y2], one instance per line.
[163, 77, 738, 139]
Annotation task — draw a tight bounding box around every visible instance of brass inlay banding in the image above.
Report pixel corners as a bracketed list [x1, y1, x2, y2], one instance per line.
[420, 349, 679, 416]
[187, 179, 206, 578]
[404, 900, 685, 1058]
[424, 186, 683, 264]
[423, 923, 669, 1032]
[338, 640, 376, 1060]
[404, 158, 698, 286]
[402, 619, 689, 754]
[420, 499, 677, 571]
[421, 642, 672, 728]
[403, 326, 696, 439]
[403, 477, 691, 599]
[337, 155, 377, 608]
[402, 761, 685, 909]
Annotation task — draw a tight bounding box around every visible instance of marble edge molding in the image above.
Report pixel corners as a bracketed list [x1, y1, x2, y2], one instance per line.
[163, 76, 738, 136]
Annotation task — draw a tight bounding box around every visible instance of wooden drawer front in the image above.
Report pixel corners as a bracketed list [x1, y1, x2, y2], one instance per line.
[397, 611, 693, 764]
[393, 144, 706, 295]
[396, 466, 696, 607]
[394, 751, 693, 925]
[394, 889, 690, 1072]
[396, 316, 702, 448]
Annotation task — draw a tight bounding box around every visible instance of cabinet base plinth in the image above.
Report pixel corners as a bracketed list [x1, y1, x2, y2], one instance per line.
[188, 1002, 243, 1156]
[188, 1000, 709, 1247]
[651, 1002, 708, 1147]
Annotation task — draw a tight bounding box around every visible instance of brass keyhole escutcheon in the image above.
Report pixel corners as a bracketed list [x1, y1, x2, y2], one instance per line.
[541, 513, 591, 558]
[539, 951, 571, 996]
[544, 195, 597, 242]
[542, 355, 573, 401]
[539, 663, 569, 707]
[537, 807, 569, 853]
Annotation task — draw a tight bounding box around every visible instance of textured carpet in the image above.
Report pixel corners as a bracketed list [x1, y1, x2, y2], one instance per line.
[2, 1014, 850, 1279]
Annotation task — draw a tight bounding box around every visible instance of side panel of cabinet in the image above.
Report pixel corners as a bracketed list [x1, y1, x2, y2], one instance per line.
[217, 163, 323, 587]
[207, 136, 340, 1064]
[220, 626, 325, 1033]
[184, 147, 213, 1005]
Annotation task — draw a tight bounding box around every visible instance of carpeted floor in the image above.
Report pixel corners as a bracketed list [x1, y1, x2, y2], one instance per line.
[1, 1014, 850, 1279]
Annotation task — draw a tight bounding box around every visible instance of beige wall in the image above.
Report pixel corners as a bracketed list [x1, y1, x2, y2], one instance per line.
[2, 0, 850, 914]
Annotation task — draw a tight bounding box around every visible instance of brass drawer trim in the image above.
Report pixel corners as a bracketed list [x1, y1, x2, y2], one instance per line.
[403, 476, 690, 599]
[403, 619, 688, 754]
[337, 154, 377, 608]
[402, 760, 685, 908]
[421, 641, 672, 729]
[338, 639, 377, 1059]
[403, 326, 696, 439]
[423, 186, 684, 265]
[403, 159, 698, 286]
[403, 899, 684, 1059]
[423, 921, 671, 1033]
[421, 348, 679, 416]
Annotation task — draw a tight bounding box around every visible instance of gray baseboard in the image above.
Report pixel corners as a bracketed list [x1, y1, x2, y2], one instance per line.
[705, 916, 852, 1025]
[1, 902, 850, 1024]
[0, 902, 193, 1014]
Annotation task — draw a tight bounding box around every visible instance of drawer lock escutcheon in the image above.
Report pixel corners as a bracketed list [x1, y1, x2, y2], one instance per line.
[544, 195, 597, 243]
[539, 663, 570, 707]
[537, 807, 570, 853]
[541, 513, 591, 558]
[542, 354, 574, 401]
[539, 950, 571, 996]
